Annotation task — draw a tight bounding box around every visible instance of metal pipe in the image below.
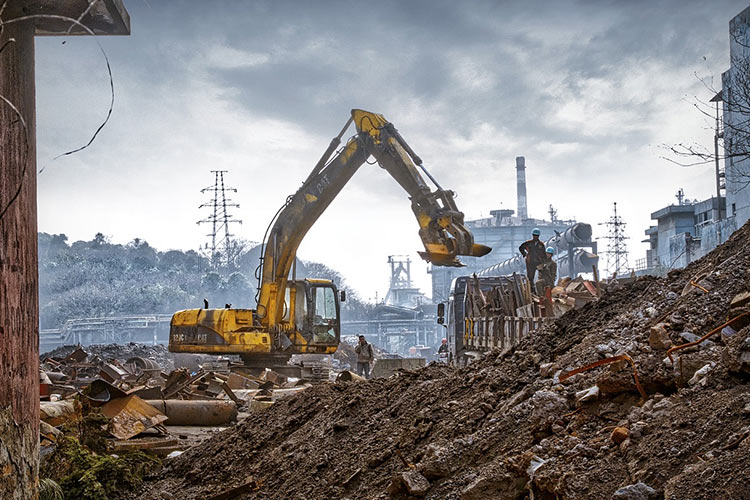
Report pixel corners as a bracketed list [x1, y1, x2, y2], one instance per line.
[546, 223, 593, 249]
[336, 370, 365, 382]
[144, 400, 238, 426]
[478, 249, 598, 279]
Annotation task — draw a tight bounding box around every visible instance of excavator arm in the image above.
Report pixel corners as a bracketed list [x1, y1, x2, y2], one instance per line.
[257, 109, 491, 327]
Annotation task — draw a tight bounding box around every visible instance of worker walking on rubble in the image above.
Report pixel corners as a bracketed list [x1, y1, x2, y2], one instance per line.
[536, 247, 558, 294]
[355, 335, 374, 379]
[519, 228, 546, 284]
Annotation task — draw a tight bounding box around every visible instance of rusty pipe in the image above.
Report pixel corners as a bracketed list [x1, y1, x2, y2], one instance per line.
[336, 370, 365, 382]
[144, 400, 238, 426]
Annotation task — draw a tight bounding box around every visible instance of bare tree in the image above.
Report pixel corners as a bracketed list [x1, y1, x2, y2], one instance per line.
[665, 29, 750, 192]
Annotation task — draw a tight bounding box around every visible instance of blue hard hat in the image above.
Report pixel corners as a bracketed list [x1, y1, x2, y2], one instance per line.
[532, 228, 541, 236]
[546, 247, 555, 255]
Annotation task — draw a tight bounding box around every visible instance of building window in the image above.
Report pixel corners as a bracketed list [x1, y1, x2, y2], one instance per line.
[732, 203, 736, 215]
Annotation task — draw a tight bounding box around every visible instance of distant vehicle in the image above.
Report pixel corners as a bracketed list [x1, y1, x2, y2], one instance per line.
[437, 275, 518, 366]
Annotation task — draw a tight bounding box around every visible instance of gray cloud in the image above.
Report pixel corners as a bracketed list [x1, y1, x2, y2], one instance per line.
[30, 0, 750, 298]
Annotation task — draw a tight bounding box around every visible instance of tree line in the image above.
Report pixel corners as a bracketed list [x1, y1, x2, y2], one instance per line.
[38, 232, 370, 329]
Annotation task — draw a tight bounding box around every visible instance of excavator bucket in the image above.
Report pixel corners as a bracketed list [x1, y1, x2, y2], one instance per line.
[419, 243, 492, 267]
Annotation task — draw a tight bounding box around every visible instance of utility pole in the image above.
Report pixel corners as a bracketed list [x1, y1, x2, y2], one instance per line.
[710, 90, 725, 203]
[198, 170, 242, 269]
[0, 3, 129, 497]
[600, 202, 630, 278]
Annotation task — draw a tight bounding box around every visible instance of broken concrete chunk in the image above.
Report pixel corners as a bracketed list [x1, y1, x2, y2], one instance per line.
[648, 324, 672, 350]
[730, 291, 750, 309]
[611, 481, 658, 500]
[679, 331, 713, 347]
[529, 391, 568, 430]
[596, 343, 614, 357]
[610, 426, 629, 444]
[539, 363, 555, 377]
[387, 470, 430, 498]
[688, 363, 714, 386]
[575, 385, 600, 403]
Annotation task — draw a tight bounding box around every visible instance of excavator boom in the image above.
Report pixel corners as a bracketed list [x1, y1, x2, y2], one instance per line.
[257, 109, 491, 326]
[169, 109, 490, 367]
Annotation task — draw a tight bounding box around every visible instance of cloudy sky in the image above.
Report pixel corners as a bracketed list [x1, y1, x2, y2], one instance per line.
[34, 0, 748, 301]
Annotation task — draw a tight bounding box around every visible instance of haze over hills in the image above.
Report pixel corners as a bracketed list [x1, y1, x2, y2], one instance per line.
[38, 232, 369, 329]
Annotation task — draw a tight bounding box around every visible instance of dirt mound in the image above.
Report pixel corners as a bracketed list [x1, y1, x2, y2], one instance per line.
[127, 222, 750, 500]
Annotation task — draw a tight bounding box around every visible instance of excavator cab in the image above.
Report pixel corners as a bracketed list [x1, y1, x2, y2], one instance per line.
[283, 279, 341, 348]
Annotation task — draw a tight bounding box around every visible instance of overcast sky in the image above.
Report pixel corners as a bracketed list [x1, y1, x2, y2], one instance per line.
[34, 0, 748, 301]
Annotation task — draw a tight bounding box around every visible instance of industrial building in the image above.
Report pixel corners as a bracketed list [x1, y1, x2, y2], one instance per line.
[342, 255, 438, 355]
[430, 156, 596, 303]
[640, 192, 731, 271]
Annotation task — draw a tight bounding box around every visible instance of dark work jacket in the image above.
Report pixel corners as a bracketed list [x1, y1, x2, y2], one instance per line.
[519, 239, 546, 264]
[355, 342, 374, 362]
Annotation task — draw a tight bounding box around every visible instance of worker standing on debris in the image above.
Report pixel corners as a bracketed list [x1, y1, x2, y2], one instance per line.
[519, 228, 546, 284]
[355, 335, 374, 379]
[536, 247, 558, 294]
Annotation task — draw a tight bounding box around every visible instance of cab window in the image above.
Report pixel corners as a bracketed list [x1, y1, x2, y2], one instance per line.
[311, 286, 337, 344]
[314, 286, 336, 323]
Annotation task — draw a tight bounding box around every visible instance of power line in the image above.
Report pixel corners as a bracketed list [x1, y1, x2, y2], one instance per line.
[198, 170, 242, 269]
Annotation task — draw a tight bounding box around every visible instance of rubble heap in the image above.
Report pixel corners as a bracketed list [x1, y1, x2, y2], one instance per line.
[43, 342, 177, 372]
[129, 223, 750, 500]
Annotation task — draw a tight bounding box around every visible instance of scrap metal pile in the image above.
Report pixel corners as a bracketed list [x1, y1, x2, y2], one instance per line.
[124, 222, 750, 500]
[39, 345, 310, 456]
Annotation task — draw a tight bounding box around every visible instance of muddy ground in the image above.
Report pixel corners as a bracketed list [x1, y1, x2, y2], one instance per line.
[125, 222, 750, 500]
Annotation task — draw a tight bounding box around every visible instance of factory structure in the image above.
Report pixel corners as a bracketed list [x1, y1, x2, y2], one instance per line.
[430, 156, 598, 303]
[342, 255, 438, 356]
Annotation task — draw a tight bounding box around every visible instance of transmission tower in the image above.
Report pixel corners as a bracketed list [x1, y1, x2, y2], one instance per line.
[198, 170, 242, 268]
[600, 202, 630, 277]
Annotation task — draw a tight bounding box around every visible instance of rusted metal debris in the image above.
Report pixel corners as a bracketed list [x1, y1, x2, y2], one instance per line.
[38, 344, 310, 451]
[560, 354, 647, 402]
[689, 281, 710, 294]
[667, 312, 750, 364]
[100, 395, 168, 440]
[207, 477, 263, 500]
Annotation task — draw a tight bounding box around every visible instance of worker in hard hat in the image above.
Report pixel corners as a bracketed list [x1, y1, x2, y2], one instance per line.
[437, 338, 449, 364]
[519, 228, 546, 285]
[535, 246, 558, 294]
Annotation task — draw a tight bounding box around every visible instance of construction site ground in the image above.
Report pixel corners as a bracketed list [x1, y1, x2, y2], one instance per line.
[113, 223, 750, 499]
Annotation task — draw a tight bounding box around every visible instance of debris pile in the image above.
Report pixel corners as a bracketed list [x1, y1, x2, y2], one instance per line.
[127, 222, 750, 500]
[549, 275, 600, 315]
[39, 346, 316, 499]
[43, 342, 177, 372]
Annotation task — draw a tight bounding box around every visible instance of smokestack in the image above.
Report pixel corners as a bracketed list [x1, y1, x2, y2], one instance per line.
[516, 156, 528, 220]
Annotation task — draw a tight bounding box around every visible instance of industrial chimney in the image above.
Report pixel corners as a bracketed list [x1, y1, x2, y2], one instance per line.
[516, 156, 528, 220]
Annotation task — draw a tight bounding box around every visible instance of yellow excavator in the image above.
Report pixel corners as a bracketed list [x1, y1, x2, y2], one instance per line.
[168, 109, 491, 370]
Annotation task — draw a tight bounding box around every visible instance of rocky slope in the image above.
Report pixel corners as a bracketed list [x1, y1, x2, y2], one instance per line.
[128, 222, 750, 500]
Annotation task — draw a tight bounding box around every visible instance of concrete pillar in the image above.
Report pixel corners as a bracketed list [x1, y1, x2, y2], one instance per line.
[0, 18, 39, 499]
